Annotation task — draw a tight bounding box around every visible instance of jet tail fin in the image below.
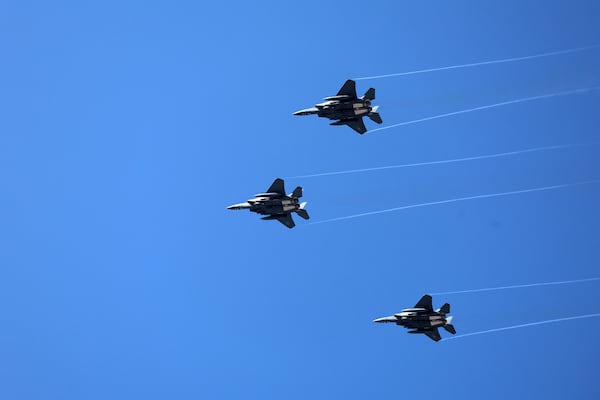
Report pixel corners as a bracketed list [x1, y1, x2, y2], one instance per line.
[291, 186, 303, 198]
[363, 87, 376, 101]
[296, 203, 310, 220]
[437, 303, 450, 314]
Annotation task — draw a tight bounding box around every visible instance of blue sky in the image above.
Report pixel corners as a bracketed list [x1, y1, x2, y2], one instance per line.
[1, 1, 599, 399]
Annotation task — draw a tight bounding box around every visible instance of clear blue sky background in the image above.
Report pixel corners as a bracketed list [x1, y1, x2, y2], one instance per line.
[1, 1, 599, 399]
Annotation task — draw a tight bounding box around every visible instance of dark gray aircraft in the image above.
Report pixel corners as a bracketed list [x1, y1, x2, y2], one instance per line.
[227, 178, 309, 229]
[373, 295, 456, 342]
[293, 79, 382, 134]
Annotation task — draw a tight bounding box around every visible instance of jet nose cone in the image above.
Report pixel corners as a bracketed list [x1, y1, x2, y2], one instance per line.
[373, 316, 396, 323]
[373, 318, 385, 323]
[293, 107, 318, 116]
[227, 202, 250, 210]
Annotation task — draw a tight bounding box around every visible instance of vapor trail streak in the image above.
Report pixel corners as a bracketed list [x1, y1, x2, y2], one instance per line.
[368, 87, 598, 134]
[309, 180, 600, 225]
[288, 143, 583, 179]
[354, 45, 600, 80]
[443, 314, 600, 341]
[431, 277, 600, 296]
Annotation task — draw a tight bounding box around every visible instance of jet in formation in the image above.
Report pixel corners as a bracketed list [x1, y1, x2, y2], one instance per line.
[293, 79, 382, 134]
[373, 295, 456, 342]
[227, 178, 309, 229]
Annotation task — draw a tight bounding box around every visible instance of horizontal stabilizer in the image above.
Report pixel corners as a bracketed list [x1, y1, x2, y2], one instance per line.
[368, 112, 382, 124]
[291, 186, 303, 198]
[363, 87, 376, 101]
[443, 323, 456, 335]
[296, 207, 309, 220]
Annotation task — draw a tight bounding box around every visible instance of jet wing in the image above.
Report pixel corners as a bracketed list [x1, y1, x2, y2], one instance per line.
[266, 178, 286, 196]
[337, 80, 357, 98]
[414, 295, 433, 311]
[424, 328, 442, 342]
[276, 213, 296, 229]
[340, 118, 367, 134]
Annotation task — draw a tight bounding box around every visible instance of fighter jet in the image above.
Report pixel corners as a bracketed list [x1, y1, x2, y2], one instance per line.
[227, 178, 309, 229]
[373, 295, 456, 342]
[293, 79, 382, 134]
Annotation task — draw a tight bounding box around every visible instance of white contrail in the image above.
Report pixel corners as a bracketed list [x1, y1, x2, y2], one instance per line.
[443, 313, 600, 341]
[309, 180, 600, 225]
[288, 143, 584, 179]
[431, 277, 600, 296]
[368, 87, 599, 134]
[354, 45, 600, 80]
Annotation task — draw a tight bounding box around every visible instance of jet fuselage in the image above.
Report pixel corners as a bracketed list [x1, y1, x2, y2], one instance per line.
[228, 194, 301, 216]
[373, 295, 456, 341]
[227, 178, 309, 229]
[373, 307, 450, 330]
[294, 97, 374, 121]
[293, 80, 381, 134]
